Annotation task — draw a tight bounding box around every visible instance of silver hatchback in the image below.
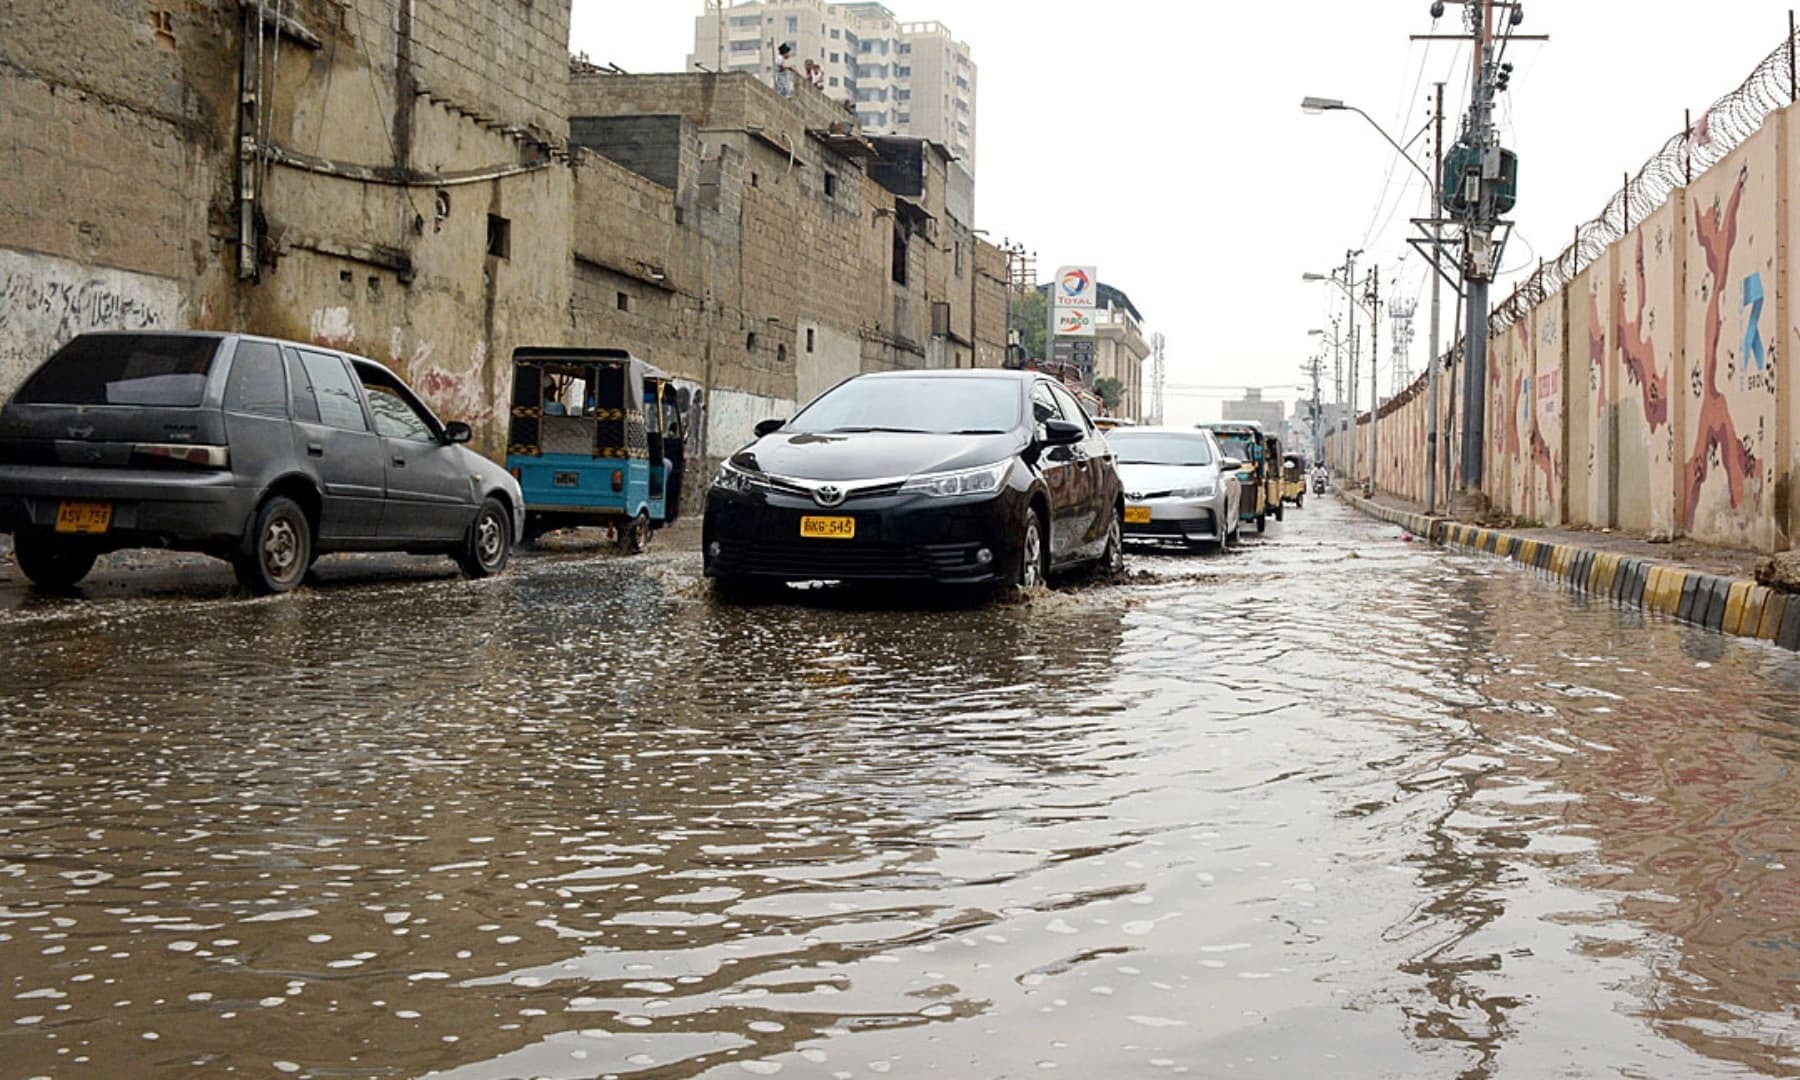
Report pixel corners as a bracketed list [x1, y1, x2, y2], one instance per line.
[1110, 427, 1244, 550]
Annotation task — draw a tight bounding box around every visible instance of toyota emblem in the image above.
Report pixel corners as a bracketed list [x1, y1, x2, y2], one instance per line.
[813, 484, 846, 507]
[1126, 491, 1143, 501]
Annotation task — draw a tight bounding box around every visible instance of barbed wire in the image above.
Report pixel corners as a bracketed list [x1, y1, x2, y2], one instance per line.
[1488, 25, 1798, 333]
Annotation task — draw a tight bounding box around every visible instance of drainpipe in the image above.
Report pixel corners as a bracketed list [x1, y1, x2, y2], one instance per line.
[237, 2, 261, 280]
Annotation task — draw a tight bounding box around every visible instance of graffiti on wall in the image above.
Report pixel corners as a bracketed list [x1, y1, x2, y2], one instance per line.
[1616, 231, 1669, 433]
[1684, 170, 1759, 529]
[0, 247, 186, 400]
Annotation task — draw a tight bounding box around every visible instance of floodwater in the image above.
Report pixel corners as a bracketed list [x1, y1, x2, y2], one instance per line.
[1, 499, 1796, 1079]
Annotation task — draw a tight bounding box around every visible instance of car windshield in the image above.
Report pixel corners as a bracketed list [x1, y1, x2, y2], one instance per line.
[1108, 432, 1214, 466]
[787, 376, 1022, 435]
[15, 334, 220, 407]
[1211, 434, 1257, 462]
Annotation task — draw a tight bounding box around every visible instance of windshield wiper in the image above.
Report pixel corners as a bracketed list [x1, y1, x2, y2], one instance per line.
[826, 425, 929, 434]
[950, 428, 1007, 435]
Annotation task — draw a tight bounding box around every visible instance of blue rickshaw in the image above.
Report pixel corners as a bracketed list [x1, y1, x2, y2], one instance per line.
[505, 347, 686, 552]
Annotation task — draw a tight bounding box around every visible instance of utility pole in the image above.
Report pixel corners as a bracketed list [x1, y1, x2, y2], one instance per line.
[1150, 331, 1166, 425]
[1367, 271, 1380, 494]
[1413, 2, 1542, 501]
[1340, 249, 1359, 483]
[1425, 80, 1444, 513]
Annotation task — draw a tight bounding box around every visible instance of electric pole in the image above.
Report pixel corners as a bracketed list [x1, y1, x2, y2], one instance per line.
[1367, 271, 1380, 493]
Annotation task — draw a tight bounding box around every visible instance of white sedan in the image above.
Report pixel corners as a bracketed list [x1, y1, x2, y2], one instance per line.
[1107, 428, 1244, 551]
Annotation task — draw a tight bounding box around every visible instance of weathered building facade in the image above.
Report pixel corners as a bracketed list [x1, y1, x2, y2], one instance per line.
[1, 0, 1006, 462]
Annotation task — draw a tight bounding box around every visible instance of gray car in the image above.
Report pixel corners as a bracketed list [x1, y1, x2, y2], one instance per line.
[1110, 427, 1244, 550]
[0, 331, 524, 594]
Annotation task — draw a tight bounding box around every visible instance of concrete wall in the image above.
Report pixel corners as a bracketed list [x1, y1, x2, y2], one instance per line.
[1352, 101, 1800, 554]
[1, 13, 1008, 468]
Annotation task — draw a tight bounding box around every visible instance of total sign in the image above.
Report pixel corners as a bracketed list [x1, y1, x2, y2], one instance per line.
[1055, 307, 1096, 337]
[1053, 265, 1098, 308]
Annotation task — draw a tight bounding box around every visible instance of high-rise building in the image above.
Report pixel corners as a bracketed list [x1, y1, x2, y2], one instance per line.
[690, 1, 976, 178]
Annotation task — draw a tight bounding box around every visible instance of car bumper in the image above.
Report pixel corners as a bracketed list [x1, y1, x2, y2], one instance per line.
[0, 465, 253, 546]
[1124, 497, 1225, 542]
[703, 485, 1026, 584]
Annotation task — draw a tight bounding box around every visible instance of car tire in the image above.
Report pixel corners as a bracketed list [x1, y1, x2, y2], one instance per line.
[1296, 492, 1305, 508]
[456, 496, 512, 578]
[617, 510, 650, 555]
[1100, 508, 1124, 576]
[1275, 500, 1285, 522]
[12, 532, 98, 590]
[1015, 508, 1047, 590]
[234, 496, 312, 595]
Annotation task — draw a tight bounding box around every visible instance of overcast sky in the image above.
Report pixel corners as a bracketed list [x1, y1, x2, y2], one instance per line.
[572, 1, 1793, 424]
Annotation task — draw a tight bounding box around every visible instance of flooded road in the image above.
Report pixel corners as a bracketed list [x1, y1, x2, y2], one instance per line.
[1, 498, 1797, 1078]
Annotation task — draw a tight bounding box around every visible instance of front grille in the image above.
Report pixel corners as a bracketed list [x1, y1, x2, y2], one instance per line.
[722, 540, 933, 580]
[716, 539, 993, 581]
[1127, 512, 1217, 538]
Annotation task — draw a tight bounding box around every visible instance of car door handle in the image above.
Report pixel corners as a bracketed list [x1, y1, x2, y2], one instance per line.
[307, 443, 323, 457]
[392, 457, 406, 468]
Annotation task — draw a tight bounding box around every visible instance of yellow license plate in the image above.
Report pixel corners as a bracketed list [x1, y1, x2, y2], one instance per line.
[55, 501, 112, 534]
[799, 515, 855, 539]
[1124, 506, 1152, 524]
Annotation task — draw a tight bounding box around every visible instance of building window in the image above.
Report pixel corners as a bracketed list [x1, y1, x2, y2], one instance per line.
[899, 42, 911, 54]
[486, 214, 510, 259]
[730, 39, 758, 52]
[829, 76, 838, 86]
[896, 65, 910, 77]
[830, 27, 840, 38]
[786, 15, 797, 32]
[777, 342, 788, 364]
[746, 331, 758, 352]
[891, 224, 909, 286]
[616, 291, 630, 312]
[829, 52, 839, 62]
[954, 241, 964, 277]
[806, 327, 816, 353]
[751, 171, 759, 187]
[824, 172, 837, 198]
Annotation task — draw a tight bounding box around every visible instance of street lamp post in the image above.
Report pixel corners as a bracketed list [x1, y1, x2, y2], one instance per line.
[1301, 93, 1446, 513]
[1308, 323, 1346, 472]
[1303, 255, 1364, 481]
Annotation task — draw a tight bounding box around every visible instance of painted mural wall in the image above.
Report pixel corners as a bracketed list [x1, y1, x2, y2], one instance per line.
[1357, 102, 1797, 553]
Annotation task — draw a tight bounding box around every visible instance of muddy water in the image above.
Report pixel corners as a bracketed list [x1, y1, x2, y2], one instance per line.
[0, 500, 1796, 1079]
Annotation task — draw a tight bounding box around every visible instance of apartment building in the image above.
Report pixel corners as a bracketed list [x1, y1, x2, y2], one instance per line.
[689, 1, 976, 179]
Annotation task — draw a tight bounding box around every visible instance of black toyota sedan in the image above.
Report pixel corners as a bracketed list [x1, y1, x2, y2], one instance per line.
[703, 370, 1124, 594]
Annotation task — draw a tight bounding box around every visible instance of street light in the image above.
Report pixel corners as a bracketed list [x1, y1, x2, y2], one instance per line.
[1302, 92, 1446, 513]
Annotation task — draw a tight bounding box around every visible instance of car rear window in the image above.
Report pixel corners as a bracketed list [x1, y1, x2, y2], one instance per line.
[14, 335, 220, 407]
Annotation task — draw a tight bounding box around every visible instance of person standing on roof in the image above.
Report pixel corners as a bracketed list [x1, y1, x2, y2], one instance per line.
[775, 43, 797, 97]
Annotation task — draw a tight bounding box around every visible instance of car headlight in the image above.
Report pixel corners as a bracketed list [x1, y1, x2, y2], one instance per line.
[1175, 483, 1216, 499]
[712, 461, 758, 494]
[899, 461, 1009, 498]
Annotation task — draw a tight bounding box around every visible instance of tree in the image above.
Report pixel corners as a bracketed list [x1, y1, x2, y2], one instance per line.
[1009, 289, 1048, 362]
[1094, 377, 1124, 413]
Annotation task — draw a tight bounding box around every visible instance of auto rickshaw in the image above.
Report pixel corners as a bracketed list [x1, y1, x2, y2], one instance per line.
[1260, 432, 1286, 522]
[504, 347, 686, 552]
[1200, 421, 1276, 533]
[1281, 451, 1307, 508]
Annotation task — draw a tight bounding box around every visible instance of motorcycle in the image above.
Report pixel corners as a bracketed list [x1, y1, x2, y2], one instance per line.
[1311, 472, 1327, 495]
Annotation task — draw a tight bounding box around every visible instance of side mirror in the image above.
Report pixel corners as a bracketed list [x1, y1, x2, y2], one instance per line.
[753, 418, 786, 438]
[1220, 457, 1243, 471]
[443, 421, 473, 444]
[1041, 419, 1084, 446]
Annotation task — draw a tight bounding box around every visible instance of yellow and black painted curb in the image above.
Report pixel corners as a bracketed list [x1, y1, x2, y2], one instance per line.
[1337, 491, 1800, 651]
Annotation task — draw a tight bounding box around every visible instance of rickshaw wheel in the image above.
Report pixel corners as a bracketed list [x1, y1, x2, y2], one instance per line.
[1275, 500, 1284, 522]
[617, 511, 651, 555]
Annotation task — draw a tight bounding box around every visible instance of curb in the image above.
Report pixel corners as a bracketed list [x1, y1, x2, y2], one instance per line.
[1337, 491, 1799, 651]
